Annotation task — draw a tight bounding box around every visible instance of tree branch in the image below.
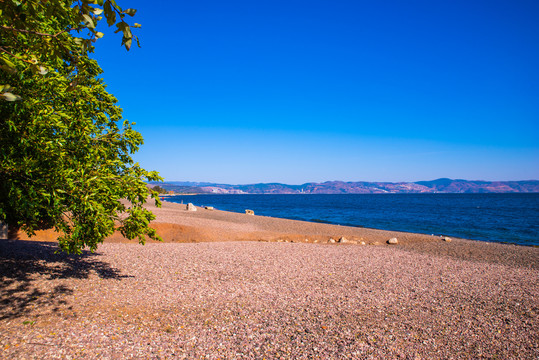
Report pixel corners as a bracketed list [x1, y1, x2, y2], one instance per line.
[0, 45, 35, 65]
[0, 25, 83, 38]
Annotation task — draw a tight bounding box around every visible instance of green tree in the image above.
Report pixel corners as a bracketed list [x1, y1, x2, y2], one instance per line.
[152, 185, 167, 194]
[0, 0, 162, 253]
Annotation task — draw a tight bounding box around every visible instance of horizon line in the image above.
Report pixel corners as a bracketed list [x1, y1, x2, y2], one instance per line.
[153, 178, 539, 186]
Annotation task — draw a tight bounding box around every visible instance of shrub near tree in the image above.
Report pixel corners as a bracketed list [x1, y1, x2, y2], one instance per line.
[0, 0, 162, 253]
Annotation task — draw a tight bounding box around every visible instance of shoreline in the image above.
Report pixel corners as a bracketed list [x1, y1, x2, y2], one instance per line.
[16, 199, 539, 269]
[160, 193, 538, 247]
[143, 200, 539, 269]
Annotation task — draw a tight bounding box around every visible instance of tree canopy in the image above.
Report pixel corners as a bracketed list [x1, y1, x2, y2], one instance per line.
[151, 185, 168, 194]
[0, 0, 162, 253]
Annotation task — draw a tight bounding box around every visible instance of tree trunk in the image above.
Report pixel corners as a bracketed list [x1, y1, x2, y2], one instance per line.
[0, 222, 7, 239]
[7, 224, 20, 240]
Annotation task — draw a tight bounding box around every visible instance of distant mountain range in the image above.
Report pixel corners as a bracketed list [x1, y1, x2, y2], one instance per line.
[149, 178, 539, 194]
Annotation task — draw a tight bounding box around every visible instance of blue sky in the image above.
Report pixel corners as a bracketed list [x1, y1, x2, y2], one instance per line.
[93, 0, 539, 183]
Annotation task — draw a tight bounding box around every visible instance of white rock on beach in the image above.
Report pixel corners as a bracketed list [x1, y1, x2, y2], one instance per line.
[442, 236, 452, 242]
[328, 238, 336, 243]
[245, 209, 255, 215]
[388, 237, 398, 245]
[339, 237, 350, 243]
[186, 203, 197, 211]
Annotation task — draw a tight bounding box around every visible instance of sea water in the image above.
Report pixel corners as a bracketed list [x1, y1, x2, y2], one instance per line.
[166, 193, 539, 246]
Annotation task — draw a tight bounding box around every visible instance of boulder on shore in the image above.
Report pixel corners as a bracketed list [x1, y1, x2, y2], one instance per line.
[186, 203, 197, 211]
[387, 237, 398, 245]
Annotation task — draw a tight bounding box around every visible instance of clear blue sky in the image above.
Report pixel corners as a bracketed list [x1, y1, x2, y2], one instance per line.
[93, 0, 539, 184]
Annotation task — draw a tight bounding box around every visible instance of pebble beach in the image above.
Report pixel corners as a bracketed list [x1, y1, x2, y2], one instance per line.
[0, 201, 537, 359]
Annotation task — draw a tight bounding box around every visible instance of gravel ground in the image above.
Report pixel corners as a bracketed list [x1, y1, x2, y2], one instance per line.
[1, 239, 537, 359]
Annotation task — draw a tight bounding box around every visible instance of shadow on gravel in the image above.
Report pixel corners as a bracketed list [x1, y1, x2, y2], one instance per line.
[400, 240, 539, 270]
[0, 239, 131, 320]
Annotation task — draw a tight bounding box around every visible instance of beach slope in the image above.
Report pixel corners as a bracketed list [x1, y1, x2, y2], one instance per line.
[0, 200, 537, 358]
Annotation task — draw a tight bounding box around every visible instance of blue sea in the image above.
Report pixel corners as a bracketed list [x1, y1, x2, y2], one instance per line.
[166, 193, 539, 246]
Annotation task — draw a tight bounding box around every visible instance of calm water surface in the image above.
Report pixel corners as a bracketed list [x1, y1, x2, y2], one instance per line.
[166, 193, 539, 246]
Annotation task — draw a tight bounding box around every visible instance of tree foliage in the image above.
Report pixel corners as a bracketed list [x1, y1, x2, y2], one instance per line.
[0, 0, 162, 253]
[151, 185, 167, 194]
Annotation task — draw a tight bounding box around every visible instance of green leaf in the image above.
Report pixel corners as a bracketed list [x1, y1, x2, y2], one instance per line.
[123, 25, 132, 39]
[104, 1, 116, 26]
[114, 21, 126, 33]
[2, 92, 22, 101]
[123, 8, 137, 16]
[1, 56, 17, 70]
[82, 14, 95, 28]
[123, 38, 132, 50]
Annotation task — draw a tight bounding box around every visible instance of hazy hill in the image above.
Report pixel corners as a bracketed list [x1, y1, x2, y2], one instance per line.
[149, 179, 539, 194]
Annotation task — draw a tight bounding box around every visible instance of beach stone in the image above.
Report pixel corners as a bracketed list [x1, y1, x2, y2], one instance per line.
[360, 241, 366, 245]
[328, 238, 336, 243]
[388, 237, 398, 245]
[204, 206, 214, 210]
[245, 209, 255, 215]
[186, 203, 197, 211]
[339, 237, 350, 243]
[442, 236, 452, 242]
